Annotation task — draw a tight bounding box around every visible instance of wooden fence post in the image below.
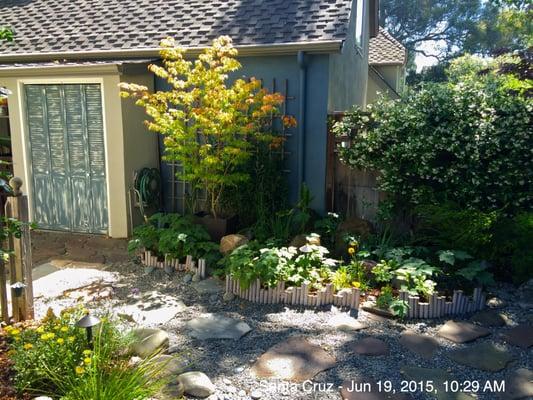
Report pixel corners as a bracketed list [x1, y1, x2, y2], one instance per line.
[4, 177, 33, 322]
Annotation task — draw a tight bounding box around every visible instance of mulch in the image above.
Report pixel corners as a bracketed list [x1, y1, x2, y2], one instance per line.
[0, 329, 31, 400]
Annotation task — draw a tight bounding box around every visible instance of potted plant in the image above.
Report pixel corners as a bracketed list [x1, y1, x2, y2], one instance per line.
[120, 36, 296, 240]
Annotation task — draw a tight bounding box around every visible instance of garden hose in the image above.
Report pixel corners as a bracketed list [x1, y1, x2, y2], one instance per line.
[133, 168, 161, 221]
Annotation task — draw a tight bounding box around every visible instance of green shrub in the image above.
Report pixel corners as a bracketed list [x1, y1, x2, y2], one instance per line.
[334, 55, 532, 214]
[128, 213, 219, 265]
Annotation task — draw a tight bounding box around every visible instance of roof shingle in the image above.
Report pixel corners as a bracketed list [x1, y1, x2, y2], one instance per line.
[368, 28, 406, 66]
[0, 0, 353, 56]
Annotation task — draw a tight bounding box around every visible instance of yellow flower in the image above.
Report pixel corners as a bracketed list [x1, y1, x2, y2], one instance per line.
[57, 338, 64, 345]
[348, 247, 355, 255]
[84, 357, 91, 365]
[60, 326, 69, 333]
[10, 328, 21, 336]
[40, 332, 55, 341]
[351, 281, 361, 288]
[68, 336, 76, 343]
[36, 326, 45, 334]
[75, 366, 85, 375]
[83, 349, 92, 356]
[23, 343, 33, 350]
[4, 325, 13, 333]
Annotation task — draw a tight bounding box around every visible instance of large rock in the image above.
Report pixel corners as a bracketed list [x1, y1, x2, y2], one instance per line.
[470, 310, 507, 327]
[177, 371, 215, 398]
[220, 234, 248, 255]
[251, 336, 336, 382]
[150, 354, 189, 378]
[447, 342, 514, 372]
[289, 233, 321, 248]
[131, 328, 169, 358]
[186, 314, 252, 340]
[437, 320, 490, 343]
[328, 314, 367, 332]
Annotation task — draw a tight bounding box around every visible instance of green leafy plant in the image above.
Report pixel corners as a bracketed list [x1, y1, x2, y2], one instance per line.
[456, 260, 495, 287]
[120, 36, 296, 218]
[390, 299, 409, 318]
[376, 286, 394, 309]
[394, 258, 439, 297]
[314, 212, 342, 249]
[372, 259, 397, 284]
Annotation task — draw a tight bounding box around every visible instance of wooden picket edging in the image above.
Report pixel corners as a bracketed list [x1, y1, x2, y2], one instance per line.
[400, 288, 485, 319]
[225, 276, 361, 309]
[0, 177, 34, 323]
[140, 250, 207, 280]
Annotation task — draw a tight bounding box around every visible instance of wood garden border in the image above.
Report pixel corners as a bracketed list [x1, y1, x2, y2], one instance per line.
[140, 250, 207, 280]
[225, 276, 361, 309]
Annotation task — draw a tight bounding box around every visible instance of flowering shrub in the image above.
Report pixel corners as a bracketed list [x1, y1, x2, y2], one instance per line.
[120, 36, 296, 218]
[4, 306, 163, 399]
[334, 55, 532, 214]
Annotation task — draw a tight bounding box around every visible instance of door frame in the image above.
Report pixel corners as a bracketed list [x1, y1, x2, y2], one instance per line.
[17, 78, 111, 234]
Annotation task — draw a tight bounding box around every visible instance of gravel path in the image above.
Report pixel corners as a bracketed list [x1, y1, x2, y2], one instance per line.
[36, 260, 533, 400]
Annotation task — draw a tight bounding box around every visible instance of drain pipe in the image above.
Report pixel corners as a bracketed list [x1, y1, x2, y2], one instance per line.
[297, 50, 308, 193]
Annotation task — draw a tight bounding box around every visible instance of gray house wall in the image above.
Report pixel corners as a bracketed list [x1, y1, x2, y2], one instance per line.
[328, 0, 369, 111]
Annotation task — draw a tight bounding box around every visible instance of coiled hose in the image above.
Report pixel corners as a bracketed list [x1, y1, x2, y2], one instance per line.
[133, 168, 161, 220]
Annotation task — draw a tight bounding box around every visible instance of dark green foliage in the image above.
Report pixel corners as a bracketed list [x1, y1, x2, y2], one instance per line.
[128, 213, 219, 264]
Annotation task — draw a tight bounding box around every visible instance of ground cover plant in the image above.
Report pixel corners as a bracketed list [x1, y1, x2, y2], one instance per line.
[3, 306, 165, 399]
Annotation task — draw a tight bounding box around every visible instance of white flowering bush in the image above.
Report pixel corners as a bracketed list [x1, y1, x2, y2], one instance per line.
[334, 55, 532, 214]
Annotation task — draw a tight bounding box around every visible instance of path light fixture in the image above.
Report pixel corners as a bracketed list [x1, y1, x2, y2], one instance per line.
[10, 282, 26, 298]
[76, 314, 101, 348]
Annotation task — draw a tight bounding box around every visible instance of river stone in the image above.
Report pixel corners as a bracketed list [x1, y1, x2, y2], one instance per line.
[470, 310, 507, 327]
[150, 354, 189, 378]
[340, 378, 411, 399]
[500, 368, 533, 400]
[350, 337, 389, 356]
[131, 328, 169, 358]
[437, 321, 490, 343]
[251, 336, 336, 382]
[399, 330, 439, 359]
[220, 234, 249, 255]
[448, 342, 514, 372]
[401, 366, 476, 400]
[177, 371, 215, 398]
[186, 314, 251, 340]
[502, 325, 533, 349]
[329, 314, 367, 332]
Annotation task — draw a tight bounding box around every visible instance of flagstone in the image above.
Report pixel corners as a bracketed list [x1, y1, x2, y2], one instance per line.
[186, 314, 252, 340]
[251, 336, 336, 382]
[399, 330, 439, 359]
[329, 314, 368, 331]
[502, 325, 533, 349]
[447, 342, 514, 372]
[437, 320, 490, 343]
[350, 337, 389, 356]
[499, 369, 533, 400]
[470, 310, 507, 327]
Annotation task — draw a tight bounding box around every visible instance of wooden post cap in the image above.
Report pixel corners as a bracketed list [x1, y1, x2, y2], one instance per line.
[9, 177, 23, 196]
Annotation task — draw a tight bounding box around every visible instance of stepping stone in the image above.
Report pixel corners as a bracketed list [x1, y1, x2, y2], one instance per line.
[340, 378, 411, 399]
[401, 366, 475, 400]
[437, 320, 490, 343]
[186, 314, 251, 340]
[192, 277, 224, 294]
[448, 342, 514, 372]
[177, 371, 215, 398]
[329, 314, 368, 332]
[350, 337, 389, 356]
[470, 310, 506, 327]
[251, 336, 336, 382]
[399, 330, 439, 359]
[130, 328, 169, 358]
[500, 369, 533, 400]
[502, 325, 533, 349]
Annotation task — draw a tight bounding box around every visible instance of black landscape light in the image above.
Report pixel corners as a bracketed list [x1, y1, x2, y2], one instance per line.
[76, 314, 101, 348]
[10, 282, 26, 298]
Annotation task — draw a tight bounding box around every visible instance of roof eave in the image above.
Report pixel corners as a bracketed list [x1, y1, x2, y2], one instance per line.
[0, 40, 344, 63]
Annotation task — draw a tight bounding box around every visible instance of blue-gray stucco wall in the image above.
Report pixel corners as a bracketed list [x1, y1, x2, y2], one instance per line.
[155, 53, 330, 215]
